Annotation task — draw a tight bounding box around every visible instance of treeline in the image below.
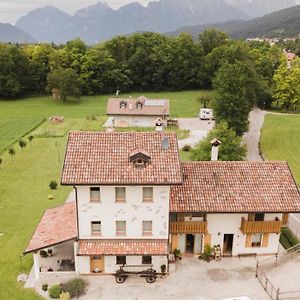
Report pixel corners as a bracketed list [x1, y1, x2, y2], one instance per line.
[0, 30, 283, 100]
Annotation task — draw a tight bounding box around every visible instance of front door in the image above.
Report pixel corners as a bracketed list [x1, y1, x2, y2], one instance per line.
[90, 255, 104, 273]
[186, 234, 195, 253]
[223, 234, 234, 256]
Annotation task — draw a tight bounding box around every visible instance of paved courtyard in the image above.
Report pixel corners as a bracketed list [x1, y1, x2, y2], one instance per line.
[79, 258, 269, 300]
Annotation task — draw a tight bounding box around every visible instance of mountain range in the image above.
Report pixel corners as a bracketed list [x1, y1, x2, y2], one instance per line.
[0, 0, 298, 44]
[169, 5, 300, 39]
[12, 0, 297, 44]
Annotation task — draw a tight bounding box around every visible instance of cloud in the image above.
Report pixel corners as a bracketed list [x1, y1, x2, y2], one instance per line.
[0, 0, 155, 24]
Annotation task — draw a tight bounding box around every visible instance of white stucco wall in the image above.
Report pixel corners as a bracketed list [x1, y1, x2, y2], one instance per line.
[113, 115, 160, 127]
[104, 255, 167, 273]
[77, 256, 90, 274]
[207, 213, 282, 256]
[76, 185, 169, 239]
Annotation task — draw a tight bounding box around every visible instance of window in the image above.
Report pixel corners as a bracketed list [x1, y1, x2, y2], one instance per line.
[115, 187, 126, 202]
[91, 221, 101, 235]
[90, 187, 100, 202]
[142, 221, 152, 235]
[142, 255, 152, 264]
[252, 233, 262, 247]
[116, 256, 126, 265]
[255, 213, 265, 221]
[143, 187, 153, 202]
[116, 221, 126, 235]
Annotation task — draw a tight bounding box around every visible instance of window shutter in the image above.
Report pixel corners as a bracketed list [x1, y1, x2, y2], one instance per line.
[245, 234, 252, 247]
[204, 233, 211, 246]
[248, 213, 255, 221]
[262, 233, 269, 247]
[171, 235, 178, 252]
[282, 214, 289, 226]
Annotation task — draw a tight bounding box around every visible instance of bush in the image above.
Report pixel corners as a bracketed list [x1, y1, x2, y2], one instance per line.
[19, 139, 27, 149]
[60, 291, 70, 300]
[182, 145, 191, 152]
[48, 285, 62, 299]
[202, 244, 213, 261]
[0, 158, 2, 165]
[42, 283, 48, 291]
[61, 278, 87, 298]
[280, 227, 300, 249]
[49, 180, 58, 190]
[8, 147, 16, 156]
[28, 135, 34, 142]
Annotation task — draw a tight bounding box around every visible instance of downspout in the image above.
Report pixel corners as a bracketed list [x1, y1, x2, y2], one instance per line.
[73, 186, 80, 239]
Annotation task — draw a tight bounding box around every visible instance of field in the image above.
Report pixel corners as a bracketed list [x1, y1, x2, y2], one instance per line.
[260, 114, 300, 184]
[0, 90, 209, 300]
[0, 119, 44, 152]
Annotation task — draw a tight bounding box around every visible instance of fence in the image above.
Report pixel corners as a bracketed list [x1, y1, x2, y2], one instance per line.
[256, 243, 300, 300]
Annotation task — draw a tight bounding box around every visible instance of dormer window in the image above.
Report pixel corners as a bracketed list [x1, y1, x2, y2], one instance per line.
[119, 100, 127, 109]
[129, 148, 150, 168]
[136, 100, 143, 109]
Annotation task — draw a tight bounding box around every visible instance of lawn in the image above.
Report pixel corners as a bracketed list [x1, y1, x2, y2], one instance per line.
[0, 90, 208, 299]
[0, 119, 44, 152]
[260, 114, 300, 185]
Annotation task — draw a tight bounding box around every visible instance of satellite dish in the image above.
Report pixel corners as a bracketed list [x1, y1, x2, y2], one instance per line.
[162, 137, 169, 150]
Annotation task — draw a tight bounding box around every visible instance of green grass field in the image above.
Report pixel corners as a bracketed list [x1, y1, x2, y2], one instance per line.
[0, 90, 209, 299]
[261, 114, 300, 185]
[0, 119, 44, 152]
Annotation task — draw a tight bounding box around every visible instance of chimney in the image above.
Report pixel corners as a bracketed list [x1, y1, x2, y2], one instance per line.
[210, 138, 221, 161]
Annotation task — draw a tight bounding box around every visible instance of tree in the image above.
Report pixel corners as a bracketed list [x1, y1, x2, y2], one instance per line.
[19, 139, 27, 150]
[8, 147, 16, 156]
[191, 121, 247, 161]
[199, 29, 229, 55]
[46, 68, 81, 101]
[273, 58, 300, 111]
[212, 61, 259, 135]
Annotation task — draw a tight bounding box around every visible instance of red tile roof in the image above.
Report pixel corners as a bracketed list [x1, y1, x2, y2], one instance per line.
[61, 132, 182, 185]
[78, 239, 168, 255]
[24, 202, 77, 254]
[107, 97, 169, 116]
[170, 162, 300, 213]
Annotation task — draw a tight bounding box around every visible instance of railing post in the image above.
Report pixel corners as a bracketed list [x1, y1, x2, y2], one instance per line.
[275, 253, 278, 268]
[255, 261, 258, 277]
[276, 288, 280, 300]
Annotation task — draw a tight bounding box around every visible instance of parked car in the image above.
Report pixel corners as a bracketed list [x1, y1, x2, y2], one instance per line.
[199, 108, 214, 120]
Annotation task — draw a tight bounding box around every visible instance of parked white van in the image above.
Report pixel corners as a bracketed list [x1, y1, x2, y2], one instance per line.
[199, 108, 214, 120]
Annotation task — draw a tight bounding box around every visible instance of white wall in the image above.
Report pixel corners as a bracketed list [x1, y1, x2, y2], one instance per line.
[113, 115, 159, 127]
[76, 186, 169, 239]
[77, 256, 90, 274]
[207, 213, 282, 256]
[104, 255, 167, 273]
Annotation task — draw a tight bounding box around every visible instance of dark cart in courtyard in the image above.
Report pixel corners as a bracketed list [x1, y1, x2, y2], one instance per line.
[114, 265, 157, 284]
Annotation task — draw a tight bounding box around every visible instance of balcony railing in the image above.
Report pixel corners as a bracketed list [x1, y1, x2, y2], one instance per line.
[170, 221, 207, 234]
[240, 217, 282, 234]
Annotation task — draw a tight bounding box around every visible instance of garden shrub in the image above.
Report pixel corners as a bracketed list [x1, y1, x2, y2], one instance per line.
[60, 291, 70, 300]
[42, 283, 48, 291]
[280, 227, 299, 249]
[61, 278, 87, 298]
[182, 145, 191, 152]
[49, 180, 58, 190]
[48, 285, 62, 298]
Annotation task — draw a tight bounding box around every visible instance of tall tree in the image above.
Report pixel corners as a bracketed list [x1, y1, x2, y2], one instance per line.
[46, 68, 81, 101]
[213, 61, 258, 135]
[273, 58, 300, 111]
[199, 29, 229, 56]
[191, 121, 247, 161]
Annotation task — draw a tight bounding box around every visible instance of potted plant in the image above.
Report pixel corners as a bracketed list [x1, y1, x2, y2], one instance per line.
[173, 249, 182, 260]
[160, 264, 166, 276]
[202, 245, 213, 262]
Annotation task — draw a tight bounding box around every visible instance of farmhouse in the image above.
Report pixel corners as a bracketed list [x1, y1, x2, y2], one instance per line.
[24, 132, 300, 280]
[106, 96, 169, 127]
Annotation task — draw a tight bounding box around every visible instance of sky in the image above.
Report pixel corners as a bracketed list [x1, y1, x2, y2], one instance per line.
[0, 0, 156, 24]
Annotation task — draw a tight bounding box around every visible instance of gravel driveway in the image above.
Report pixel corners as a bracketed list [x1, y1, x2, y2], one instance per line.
[178, 118, 215, 149]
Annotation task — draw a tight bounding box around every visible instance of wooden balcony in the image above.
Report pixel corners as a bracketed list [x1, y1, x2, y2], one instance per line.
[170, 221, 207, 234]
[240, 217, 282, 234]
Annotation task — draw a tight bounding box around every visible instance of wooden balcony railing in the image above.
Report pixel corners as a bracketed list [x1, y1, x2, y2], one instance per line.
[170, 221, 207, 234]
[240, 217, 282, 234]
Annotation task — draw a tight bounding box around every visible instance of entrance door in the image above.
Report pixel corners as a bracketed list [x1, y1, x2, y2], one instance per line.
[223, 234, 234, 256]
[90, 255, 104, 273]
[186, 234, 195, 253]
